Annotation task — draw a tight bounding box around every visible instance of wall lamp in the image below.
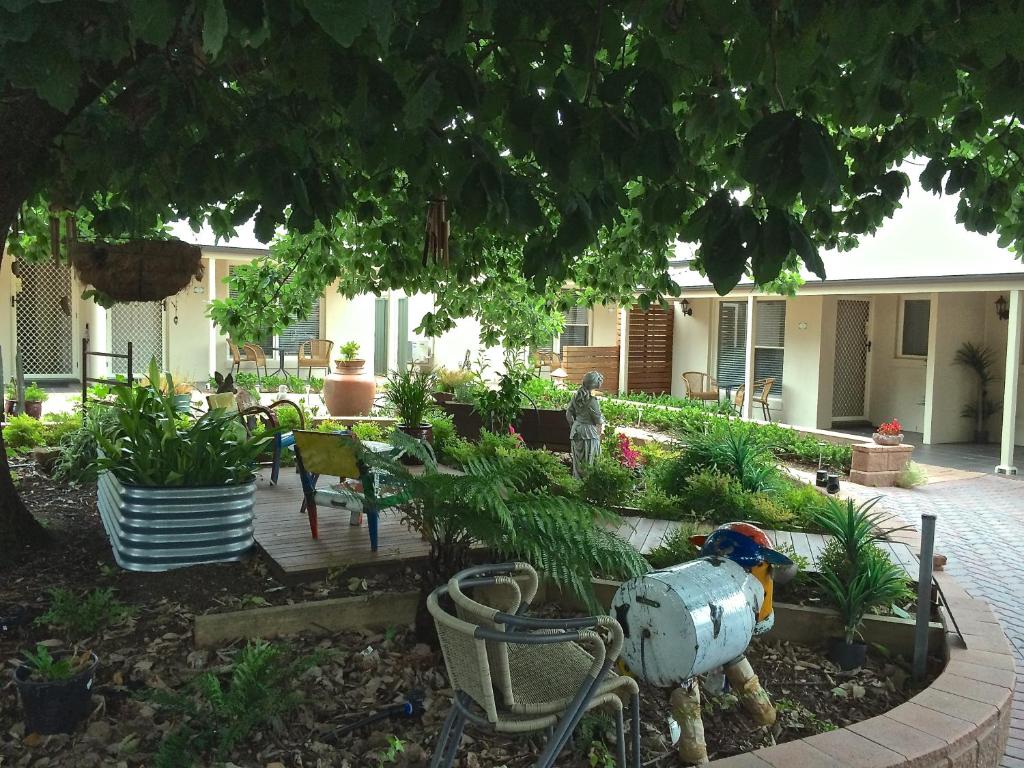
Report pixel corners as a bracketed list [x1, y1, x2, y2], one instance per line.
[680, 299, 693, 317]
[996, 295, 1009, 321]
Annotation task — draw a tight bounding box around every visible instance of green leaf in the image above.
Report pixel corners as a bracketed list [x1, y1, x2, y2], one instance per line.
[739, 111, 802, 204]
[404, 72, 442, 128]
[786, 216, 826, 279]
[202, 0, 229, 57]
[919, 158, 946, 194]
[128, 0, 178, 46]
[751, 209, 791, 284]
[304, 0, 369, 48]
[367, 0, 394, 49]
[798, 120, 842, 203]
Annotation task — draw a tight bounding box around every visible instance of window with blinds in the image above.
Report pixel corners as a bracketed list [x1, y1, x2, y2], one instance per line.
[559, 306, 589, 348]
[899, 298, 930, 357]
[716, 301, 786, 388]
[228, 265, 320, 354]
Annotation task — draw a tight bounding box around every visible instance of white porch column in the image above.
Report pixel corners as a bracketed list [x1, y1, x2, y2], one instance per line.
[742, 295, 755, 419]
[996, 289, 1022, 475]
[618, 306, 629, 394]
[207, 256, 219, 375]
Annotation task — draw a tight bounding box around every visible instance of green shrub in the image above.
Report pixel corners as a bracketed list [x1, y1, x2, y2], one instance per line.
[442, 436, 482, 468]
[503, 447, 576, 495]
[2, 413, 45, 453]
[427, 413, 456, 456]
[41, 412, 83, 446]
[680, 419, 780, 492]
[579, 457, 634, 507]
[646, 523, 700, 569]
[36, 587, 133, 637]
[351, 421, 388, 442]
[895, 461, 928, 488]
[776, 479, 827, 529]
[478, 428, 523, 456]
[54, 406, 117, 483]
[677, 470, 794, 528]
[637, 487, 688, 520]
[258, 374, 285, 392]
[24, 382, 48, 402]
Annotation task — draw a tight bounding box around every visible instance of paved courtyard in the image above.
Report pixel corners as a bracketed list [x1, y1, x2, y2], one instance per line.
[845, 473, 1024, 767]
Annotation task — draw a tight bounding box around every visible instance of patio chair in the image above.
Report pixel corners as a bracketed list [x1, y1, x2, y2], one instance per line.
[732, 384, 745, 413]
[242, 342, 270, 378]
[753, 377, 775, 422]
[297, 339, 334, 379]
[681, 371, 719, 402]
[228, 341, 243, 376]
[291, 429, 412, 551]
[206, 391, 305, 486]
[428, 562, 640, 768]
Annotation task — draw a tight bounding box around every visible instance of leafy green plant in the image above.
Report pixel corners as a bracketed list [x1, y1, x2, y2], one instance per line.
[575, 713, 618, 768]
[384, 366, 436, 427]
[434, 367, 474, 392]
[20, 645, 93, 682]
[41, 412, 83, 446]
[36, 587, 133, 637]
[895, 460, 928, 488]
[23, 382, 48, 402]
[351, 421, 387, 442]
[376, 735, 405, 766]
[646, 522, 700, 569]
[2, 414, 45, 453]
[677, 419, 780, 492]
[426, 413, 457, 459]
[776, 479, 827, 529]
[955, 342, 1000, 439]
[258, 374, 285, 392]
[4, 379, 15, 400]
[674, 470, 794, 528]
[92, 361, 272, 487]
[579, 457, 634, 507]
[53, 406, 116, 483]
[812, 496, 897, 566]
[636, 487, 686, 520]
[818, 543, 911, 643]
[153, 640, 317, 767]
[470, 357, 534, 432]
[337, 340, 361, 361]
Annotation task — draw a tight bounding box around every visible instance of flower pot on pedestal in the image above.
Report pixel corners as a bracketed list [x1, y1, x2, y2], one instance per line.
[871, 432, 904, 446]
[324, 360, 376, 416]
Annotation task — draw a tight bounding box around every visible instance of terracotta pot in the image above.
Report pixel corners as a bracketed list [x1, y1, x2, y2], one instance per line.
[398, 423, 433, 465]
[324, 360, 376, 416]
[23, 401, 42, 419]
[433, 391, 455, 404]
[872, 432, 903, 446]
[4, 399, 15, 416]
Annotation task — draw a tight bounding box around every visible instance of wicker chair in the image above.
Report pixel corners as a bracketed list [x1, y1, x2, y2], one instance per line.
[297, 339, 334, 379]
[228, 341, 243, 376]
[429, 563, 640, 768]
[241, 343, 269, 378]
[680, 371, 719, 402]
[753, 377, 775, 421]
[206, 391, 304, 486]
[732, 384, 745, 413]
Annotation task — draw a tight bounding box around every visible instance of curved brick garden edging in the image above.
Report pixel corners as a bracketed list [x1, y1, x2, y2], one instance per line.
[709, 568, 1015, 768]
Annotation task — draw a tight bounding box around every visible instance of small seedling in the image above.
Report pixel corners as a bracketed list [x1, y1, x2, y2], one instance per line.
[21, 645, 92, 682]
[378, 735, 404, 766]
[35, 587, 133, 637]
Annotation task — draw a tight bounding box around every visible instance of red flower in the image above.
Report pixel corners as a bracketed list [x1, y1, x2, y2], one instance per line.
[508, 425, 525, 443]
[617, 433, 642, 469]
[877, 418, 902, 436]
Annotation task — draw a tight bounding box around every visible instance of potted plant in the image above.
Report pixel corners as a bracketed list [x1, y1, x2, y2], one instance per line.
[955, 342, 1001, 442]
[23, 383, 47, 419]
[4, 379, 16, 416]
[92, 361, 272, 571]
[13, 645, 98, 735]
[872, 417, 903, 446]
[384, 366, 436, 462]
[814, 497, 912, 669]
[433, 367, 474, 404]
[324, 341, 376, 416]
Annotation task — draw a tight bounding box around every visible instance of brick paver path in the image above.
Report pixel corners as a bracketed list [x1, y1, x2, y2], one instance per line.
[843, 475, 1024, 767]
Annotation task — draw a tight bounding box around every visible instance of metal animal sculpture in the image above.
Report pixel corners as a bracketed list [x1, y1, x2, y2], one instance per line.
[612, 522, 796, 765]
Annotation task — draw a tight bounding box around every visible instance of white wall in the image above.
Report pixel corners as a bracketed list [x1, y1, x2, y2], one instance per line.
[591, 304, 619, 346]
[781, 295, 825, 428]
[164, 257, 212, 380]
[867, 294, 928, 434]
[670, 297, 712, 398]
[816, 296, 837, 428]
[0, 255, 15, 380]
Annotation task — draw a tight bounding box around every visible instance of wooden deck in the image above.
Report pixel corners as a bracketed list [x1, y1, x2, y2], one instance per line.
[253, 469, 920, 579]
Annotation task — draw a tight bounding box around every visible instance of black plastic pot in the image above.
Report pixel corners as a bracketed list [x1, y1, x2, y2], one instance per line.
[14, 652, 98, 735]
[398, 424, 433, 465]
[0, 605, 26, 635]
[826, 472, 841, 494]
[815, 469, 828, 487]
[827, 637, 867, 670]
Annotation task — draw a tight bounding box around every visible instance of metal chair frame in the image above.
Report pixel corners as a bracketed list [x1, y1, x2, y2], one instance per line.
[206, 392, 304, 486]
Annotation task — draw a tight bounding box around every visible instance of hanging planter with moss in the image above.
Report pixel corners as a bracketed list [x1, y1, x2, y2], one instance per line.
[70, 239, 204, 303]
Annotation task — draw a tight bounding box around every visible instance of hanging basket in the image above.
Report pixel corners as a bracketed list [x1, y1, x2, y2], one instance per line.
[70, 239, 204, 302]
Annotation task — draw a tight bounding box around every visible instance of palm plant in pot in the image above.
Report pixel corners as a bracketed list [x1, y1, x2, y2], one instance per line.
[954, 342, 1000, 442]
[13, 645, 98, 735]
[335, 340, 364, 373]
[814, 496, 913, 669]
[384, 366, 436, 462]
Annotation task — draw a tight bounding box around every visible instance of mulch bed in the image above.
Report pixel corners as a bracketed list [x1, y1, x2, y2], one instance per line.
[0, 465, 932, 767]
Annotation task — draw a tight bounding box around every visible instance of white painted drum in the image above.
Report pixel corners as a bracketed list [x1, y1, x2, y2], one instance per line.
[612, 558, 765, 687]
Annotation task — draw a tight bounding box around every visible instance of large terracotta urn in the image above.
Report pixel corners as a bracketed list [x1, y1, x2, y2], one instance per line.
[324, 360, 376, 416]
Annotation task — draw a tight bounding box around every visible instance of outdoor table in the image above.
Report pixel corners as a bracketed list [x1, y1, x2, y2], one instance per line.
[266, 346, 289, 378]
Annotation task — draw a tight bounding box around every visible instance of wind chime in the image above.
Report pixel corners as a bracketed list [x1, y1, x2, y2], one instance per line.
[422, 195, 450, 268]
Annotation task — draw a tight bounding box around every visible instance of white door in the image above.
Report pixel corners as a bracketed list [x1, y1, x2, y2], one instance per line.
[109, 301, 165, 377]
[832, 299, 871, 421]
[14, 261, 76, 379]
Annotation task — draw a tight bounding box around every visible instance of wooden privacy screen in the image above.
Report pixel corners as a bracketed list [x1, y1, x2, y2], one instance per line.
[627, 305, 674, 393]
[561, 346, 620, 390]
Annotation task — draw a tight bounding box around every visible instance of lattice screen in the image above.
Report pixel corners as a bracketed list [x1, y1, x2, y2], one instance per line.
[832, 300, 870, 418]
[110, 302, 164, 376]
[15, 261, 74, 377]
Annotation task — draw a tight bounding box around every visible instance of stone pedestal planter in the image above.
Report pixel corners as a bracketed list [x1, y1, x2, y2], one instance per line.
[850, 442, 914, 487]
[97, 472, 255, 571]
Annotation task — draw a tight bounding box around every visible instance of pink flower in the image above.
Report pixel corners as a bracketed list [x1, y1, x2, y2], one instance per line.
[508, 425, 525, 443]
[617, 433, 642, 469]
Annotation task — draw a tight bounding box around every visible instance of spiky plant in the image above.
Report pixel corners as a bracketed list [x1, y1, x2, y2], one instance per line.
[954, 342, 1001, 441]
[358, 436, 649, 640]
[812, 496, 908, 565]
[817, 547, 911, 644]
[673, 418, 780, 493]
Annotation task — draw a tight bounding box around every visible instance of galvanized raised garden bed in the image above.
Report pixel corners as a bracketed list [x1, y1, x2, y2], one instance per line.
[97, 472, 256, 572]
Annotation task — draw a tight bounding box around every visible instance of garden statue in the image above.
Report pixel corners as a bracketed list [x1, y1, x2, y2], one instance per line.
[565, 370, 604, 477]
[613, 522, 796, 765]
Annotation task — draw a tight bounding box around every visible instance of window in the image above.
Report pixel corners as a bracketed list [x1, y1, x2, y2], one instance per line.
[716, 300, 787, 387]
[559, 306, 589, 348]
[228, 266, 321, 354]
[899, 298, 930, 358]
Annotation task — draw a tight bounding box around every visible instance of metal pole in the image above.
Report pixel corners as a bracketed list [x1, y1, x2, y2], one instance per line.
[127, 341, 133, 385]
[81, 337, 88, 402]
[13, 351, 24, 416]
[913, 513, 937, 680]
[0, 343, 5, 423]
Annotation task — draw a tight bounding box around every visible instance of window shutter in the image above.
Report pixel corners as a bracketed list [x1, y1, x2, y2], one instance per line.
[560, 306, 589, 347]
[754, 301, 786, 387]
[716, 301, 747, 386]
[277, 302, 321, 355]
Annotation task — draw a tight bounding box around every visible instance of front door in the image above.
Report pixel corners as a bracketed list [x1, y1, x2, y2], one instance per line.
[14, 261, 76, 379]
[832, 299, 871, 422]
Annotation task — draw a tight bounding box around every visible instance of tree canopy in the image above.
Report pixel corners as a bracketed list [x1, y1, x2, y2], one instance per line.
[5, 0, 1024, 545]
